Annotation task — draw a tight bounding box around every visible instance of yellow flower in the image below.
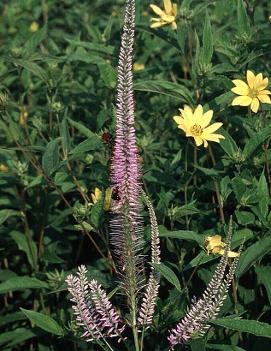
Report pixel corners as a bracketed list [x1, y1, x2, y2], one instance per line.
[231, 70, 271, 113]
[19, 106, 28, 126]
[173, 104, 225, 148]
[29, 21, 39, 33]
[90, 187, 112, 211]
[150, 0, 177, 30]
[90, 187, 102, 205]
[133, 63, 145, 71]
[205, 235, 239, 258]
[0, 164, 8, 172]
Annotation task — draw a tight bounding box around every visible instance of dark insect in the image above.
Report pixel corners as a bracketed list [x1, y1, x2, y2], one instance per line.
[101, 132, 113, 145]
[112, 186, 120, 201]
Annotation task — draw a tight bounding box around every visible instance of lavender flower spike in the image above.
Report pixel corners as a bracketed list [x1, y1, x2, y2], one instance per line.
[138, 193, 161, 328]
[110, 0, 144, 316]
[66, 265, 124, 343]
[168, 220, 241, 349]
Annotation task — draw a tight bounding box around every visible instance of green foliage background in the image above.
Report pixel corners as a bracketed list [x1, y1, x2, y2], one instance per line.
[0, 0, 271, 350]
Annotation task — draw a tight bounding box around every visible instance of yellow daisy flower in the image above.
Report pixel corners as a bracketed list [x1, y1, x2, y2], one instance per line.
[173, 104, 225, 148]
[150, 0, 177, 30]
[205, 235, 239, 258]
[231, 70, 271, 113]
[133, 63, 145, 72]
[29, 21, 39, 33]
[0, 164, 8, 172]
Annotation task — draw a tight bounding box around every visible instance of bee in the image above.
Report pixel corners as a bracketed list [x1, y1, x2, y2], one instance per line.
[112, 186, 121, 201]
[101, 132, 113, 146]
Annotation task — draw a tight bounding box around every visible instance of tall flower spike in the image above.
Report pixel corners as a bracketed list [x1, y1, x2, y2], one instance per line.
[168, 219, 241, 349]
[110, 0, 145, 318]
[138, 192, 161, 328]
[66, 265, 124, 343]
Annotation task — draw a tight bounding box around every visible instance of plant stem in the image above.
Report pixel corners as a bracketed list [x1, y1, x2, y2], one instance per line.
[132, 322, 140, 351]
[208, 145, 225, 224]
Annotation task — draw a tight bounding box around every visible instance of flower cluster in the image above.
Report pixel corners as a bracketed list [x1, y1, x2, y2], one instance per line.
[66, 266, 124, 343]
[168, 222, 241, 349]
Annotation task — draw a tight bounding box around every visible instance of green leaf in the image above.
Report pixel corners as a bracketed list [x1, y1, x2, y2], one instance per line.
[8, 58, 48, 82]
[0, 209, 20, 225]
[151, 263, 181, 291]
[243, 123, 271, 159]
[0, 311, 26, 327]
[210, 317, 271, 339]
[60, 118, 71, 157]
[236, 236, 271, 277]
[67, 118, 95, 138]
[42, 139, 60, 176]
[237, 0, 250, 36]
[134, 80, 194, 105]
[0, 328, 35, 347]
[257, 171, 269, 219]
[97, 62, 116, 88]
[191, 338, 207, 351]
[235, 210, 255, 225]
[200, 11, 213, 66]
[160, 230, 204, 246]
[9, 230, 38, 269]
[20, 308, 64, 336]
[0, 276, 48, 294]
[69, 135, 103, 156]
[219, 129, 239, 159]
[255, 266, 271, 305]
[25, 25, 47, 52]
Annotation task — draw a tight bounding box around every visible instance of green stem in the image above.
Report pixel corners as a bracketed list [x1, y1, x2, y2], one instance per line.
[140, 328, 145, 351]
[132, 322, 140, 351]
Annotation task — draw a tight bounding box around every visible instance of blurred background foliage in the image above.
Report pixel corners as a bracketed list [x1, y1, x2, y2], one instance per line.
[0, 0, 271, 350]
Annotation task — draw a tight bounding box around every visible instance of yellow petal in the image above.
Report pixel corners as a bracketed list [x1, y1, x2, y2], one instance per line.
[213, 246, 224, 254]
[247, 70, 255, 89]
[250, 98, 260, 113]
[180, 105, 194, 128]
[253, 73, 263, 90]
[161, 13, 175, 22]
[172, 3, 177, 16]
[150, 4, 164, 16]
[203, 133, 225, 143]
[231, 86, 249, 96]
[194, 136, 203, 146]
[200, 110, 213, 128]
[258, 89, 271, 95]
[163, 0, 172, 14]
[232, 95, 252, 106]
[258, 94, 271, 104]
[232, 79, 249, 89]
[171, 21, 177, 30]
[203, 122, 223, 134]
[173, 115, 183, 125]
[256, 77, 269, 91]
[228, 250, 240, 258]
[206, 235, 223, 247]
[150, 21, 166, 28]
[194, 104, 203, 120]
